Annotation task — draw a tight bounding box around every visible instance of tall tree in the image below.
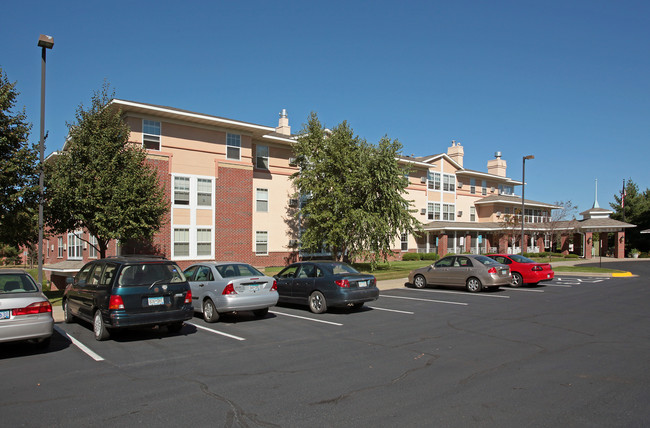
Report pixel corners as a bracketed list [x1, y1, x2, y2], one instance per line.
[45, 83, 168, 258]
[291, 112, 420, 268]
[0, 68, 38, 247]
[610, 179, 650, 252]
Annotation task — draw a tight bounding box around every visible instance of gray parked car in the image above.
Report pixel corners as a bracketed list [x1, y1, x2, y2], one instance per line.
[183, 262, 278, 322]
[408, 254, 511, 292]
[0, 269, 53, 348]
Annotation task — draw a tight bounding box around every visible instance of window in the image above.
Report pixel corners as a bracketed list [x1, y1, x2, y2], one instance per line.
[470, 178, 476, 194]
[443, 174, 456, 192]
[427, 202, 441, 221]
[227, 133, 241, 160]
[67, 232, 83, 260]
[197, 178, 212, 207]
[196, 229, 212, 256]
[57, 237, 63, 258]
[89, 235, 98, 258]
[482, 180, 487, 196]
[470, 206, 476, 222]
[256, 188, 269, 212]
[256, 231, 268, 255]
[401, 233, 408, 251]
[174, 228, 190, 257]
[256, 145, 269, 169]
[499, 184, 514, 195]
[428, 171, 441, 191]
[443, 204, 455, 221]
[174, 177, 190, 205]
[143, 120, 161, 150]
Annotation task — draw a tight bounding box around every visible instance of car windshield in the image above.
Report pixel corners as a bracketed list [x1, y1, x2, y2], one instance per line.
[509, 254, 535, 263]
[118, 263, 186, 286]
[474, 256, 501, 266]
[329, 263, 360, 275]
[0, 274, 39, 293]
[217, 264, 264, 278]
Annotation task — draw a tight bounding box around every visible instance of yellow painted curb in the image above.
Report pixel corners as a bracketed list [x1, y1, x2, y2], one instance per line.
[612, 272, 634, 277]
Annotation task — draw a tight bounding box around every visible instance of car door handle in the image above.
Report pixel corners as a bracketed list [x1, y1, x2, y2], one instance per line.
[199, 283, 205, 287]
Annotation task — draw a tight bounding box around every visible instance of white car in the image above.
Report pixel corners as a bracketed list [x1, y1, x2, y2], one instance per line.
[0, 269, 53, 348]
[183, 262, 278, 322]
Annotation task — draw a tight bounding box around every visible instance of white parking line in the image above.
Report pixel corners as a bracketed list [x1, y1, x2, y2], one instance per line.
[367, 306, 414, 314]
[186, 322, 246, 341]
[382, 295, 468, 306]
[54, 326, 104, 362]
[270, 310, 343, 326]
[547, 284, 572, 288]
[407, 288, 510, 299]
[505, 288, 545, 293]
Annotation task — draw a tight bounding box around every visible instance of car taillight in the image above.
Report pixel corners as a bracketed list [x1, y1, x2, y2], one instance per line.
[222, 283, 237, 295]
[487, 267, 497, 274]
[335, 279, 350, 288]
[184, 290, 192, 304]
[531, 265, 543, 271]
[271, 280, 277, 291]
[109, 295, 125, 310]
[12, 301, 52, 316]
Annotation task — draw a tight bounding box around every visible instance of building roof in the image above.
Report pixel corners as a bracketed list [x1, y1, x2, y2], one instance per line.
[43, 260, 87, 274]
[421, 217, 635, 233]
[474, 194, 560, 209]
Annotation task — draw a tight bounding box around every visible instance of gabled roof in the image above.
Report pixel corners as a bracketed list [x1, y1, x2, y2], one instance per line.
[397, 153, 462, 170]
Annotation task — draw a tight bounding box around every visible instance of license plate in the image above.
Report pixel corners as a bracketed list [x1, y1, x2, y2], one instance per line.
[501, 269, 508, 275]
[358, 280, 367, 288]
[148, 297, 164, 306]
[248, 285, 259, 292]
[0, 310, 9, 320]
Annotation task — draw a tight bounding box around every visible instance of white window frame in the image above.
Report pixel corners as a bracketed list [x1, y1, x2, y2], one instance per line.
[196, 228, 212, 257]
[89, 235, 98, 258]
[197, 178, 213, 207]
[482, 180, 487, 196]
[428, 171, 441, 191]
[170, 174, 215, 260]
[256, 188, 269, 212]
[256, 231, 268, 255]
[470, 206, 476, 222]
[67, 231, 83, 260]
[401, 233, 408, 251]
[443, 174, 456, 192]
[57, 237, 63, 258]
[443, 204, 455, 221]
[470, 178, 476, 194]
[174, 176, 191, 206]
[256, 145, 269, 169]
[227, 133, 241, 160]
[143, 120, 161, 151]
[173, 228, 190, 257]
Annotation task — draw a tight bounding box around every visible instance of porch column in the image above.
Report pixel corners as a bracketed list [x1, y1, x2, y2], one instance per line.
[560, 234, 570, 255]
[522, 234, 529, 253]
[615, 231, 625, 258]
[584, 231, 593, 259]
[465, 234, 472, 253]
[498, 235, 508, 253]
[601, 233, 609, 257]
[438, 234, 448, 256]
[537, 235, 545, 252]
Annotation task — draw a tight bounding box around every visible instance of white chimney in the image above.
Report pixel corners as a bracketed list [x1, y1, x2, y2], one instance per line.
[276, 108, 291, 136]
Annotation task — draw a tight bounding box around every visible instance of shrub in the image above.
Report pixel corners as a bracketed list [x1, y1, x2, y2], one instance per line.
[402, 252, 421, 261]
[564, 254, 580, 259]
[422, 252, 439, 261]
[443, 253, 456, 258]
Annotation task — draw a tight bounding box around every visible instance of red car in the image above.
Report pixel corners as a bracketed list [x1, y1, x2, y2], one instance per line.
[487, 254, 554, 287]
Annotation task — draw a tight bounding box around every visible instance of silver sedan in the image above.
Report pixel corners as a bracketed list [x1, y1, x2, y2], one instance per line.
[0, 269, 53, 348]
[408, 255, 511, 292]
[183, 262, 278, 322]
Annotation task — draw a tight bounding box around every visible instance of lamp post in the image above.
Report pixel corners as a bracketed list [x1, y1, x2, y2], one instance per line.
[37, 34, 54, 288]
[521, 155, 534, 254]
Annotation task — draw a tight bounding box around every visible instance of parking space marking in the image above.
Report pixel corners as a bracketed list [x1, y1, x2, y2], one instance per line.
[547, 284, 572, 288]
[269, 310, 343, 326]
[367, 306, 414, 314]
[186, 322, 246, 341]
[382, 295, 468, 306]
[407, 288, 510, 299]
[54, 326, 104, 362]
[505, 288, 545, 293]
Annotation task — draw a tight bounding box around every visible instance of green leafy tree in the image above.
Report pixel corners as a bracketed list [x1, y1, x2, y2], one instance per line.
[45, 83, 168, 258]
[0, 68, 38, 247]
[291, 112, 420, 268]
[610, 179, 650, 252]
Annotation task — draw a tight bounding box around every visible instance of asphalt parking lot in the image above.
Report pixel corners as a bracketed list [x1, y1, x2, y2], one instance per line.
[2, 261, 649, 427]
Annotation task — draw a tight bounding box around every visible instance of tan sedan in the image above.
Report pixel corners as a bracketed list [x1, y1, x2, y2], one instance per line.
[408, 255, 511, 292]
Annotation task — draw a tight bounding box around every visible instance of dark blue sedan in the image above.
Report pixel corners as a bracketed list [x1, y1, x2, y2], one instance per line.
[274, 261, 379, 313]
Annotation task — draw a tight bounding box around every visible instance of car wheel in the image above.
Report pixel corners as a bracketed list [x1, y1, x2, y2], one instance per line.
[309, 291, 327, 314]
[167, 322, 183, 333]
[253, 307, 269, 318]
[203, 299, 220, 323]
[63, 299, 74, 324]
[413, 274, 427, 289]
[93, 310, 110, 341]
[511, 272, 523, 287]
[466, 277, 483, 293]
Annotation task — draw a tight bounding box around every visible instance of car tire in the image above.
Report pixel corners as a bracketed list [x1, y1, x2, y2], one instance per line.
[253, 307, 269, 318]
[93, 310, 110, 341]
[309, 291, 327, 314]
[167, 322, 183, 333]
[203, 299, 220, 323]
[466, 277, 483, 293]
[63, 299, 74, 324]
[511, 272, 523, 287]
[413, 274, 427, 289]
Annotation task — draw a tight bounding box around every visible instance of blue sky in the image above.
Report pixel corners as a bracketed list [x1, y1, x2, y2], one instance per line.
[2, 0, 649, 215]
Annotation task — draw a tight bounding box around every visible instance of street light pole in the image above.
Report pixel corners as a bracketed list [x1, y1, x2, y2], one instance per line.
[37, 34, 54, 288]
[521, 155, 534, 255]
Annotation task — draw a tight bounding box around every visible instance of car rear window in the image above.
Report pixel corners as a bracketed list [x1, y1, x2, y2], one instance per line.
[0, 274, 39, 293]
[510, 254, 535, 263]
[475, 256, 500, 266]
[217, 264, 264, 278]
[118, 263, 186, 286]
[329, 263, 360, 275]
